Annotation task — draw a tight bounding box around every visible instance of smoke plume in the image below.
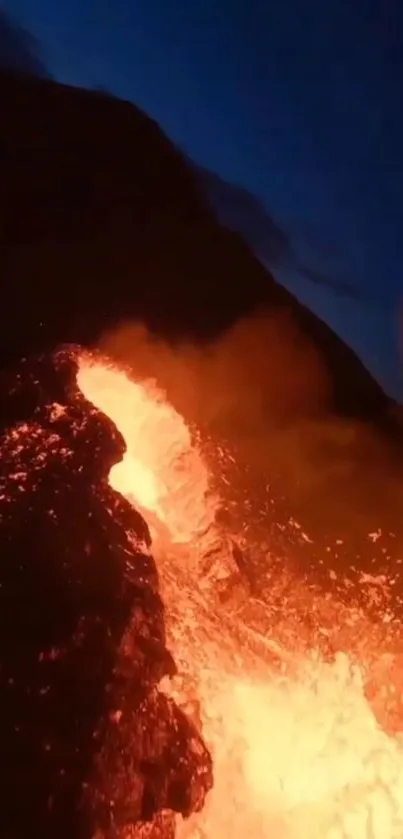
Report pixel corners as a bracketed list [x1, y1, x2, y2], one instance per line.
[98, 309, 402, 535]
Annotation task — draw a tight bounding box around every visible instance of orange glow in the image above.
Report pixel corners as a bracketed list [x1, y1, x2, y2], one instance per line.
[172, 649, 403, 839]
[76, 352, 403, 838]
[77, 354, 217, 545]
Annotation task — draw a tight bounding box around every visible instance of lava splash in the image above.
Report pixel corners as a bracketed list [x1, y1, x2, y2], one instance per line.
[77, 351, 403, 839]
[77, 354, 217, 546]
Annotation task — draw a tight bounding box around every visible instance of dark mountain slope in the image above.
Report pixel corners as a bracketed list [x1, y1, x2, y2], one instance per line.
[0, 68, 398, 434]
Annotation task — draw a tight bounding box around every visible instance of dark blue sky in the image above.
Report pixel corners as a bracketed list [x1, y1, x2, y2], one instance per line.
[6, 0, 403, 397]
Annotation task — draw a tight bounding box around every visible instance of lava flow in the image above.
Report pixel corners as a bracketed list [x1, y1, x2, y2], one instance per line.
[77, 352, 403, 839]
[77, 355, 216, 546]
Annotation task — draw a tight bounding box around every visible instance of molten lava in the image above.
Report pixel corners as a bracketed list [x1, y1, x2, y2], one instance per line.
[77, 352, 403, 839]
[77, 355, 216, 545]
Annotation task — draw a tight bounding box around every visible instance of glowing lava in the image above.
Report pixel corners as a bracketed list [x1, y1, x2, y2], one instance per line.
[77, 355, 216, 544]
[77, 352, 403, 839]
[172, 650, 403, 839]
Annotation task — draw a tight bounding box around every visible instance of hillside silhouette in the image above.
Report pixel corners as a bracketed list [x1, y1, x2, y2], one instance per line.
[0, 68, 397, 428]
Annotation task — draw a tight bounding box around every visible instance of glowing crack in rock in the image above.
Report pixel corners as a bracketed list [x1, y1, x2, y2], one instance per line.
[76, 353, 403, 839]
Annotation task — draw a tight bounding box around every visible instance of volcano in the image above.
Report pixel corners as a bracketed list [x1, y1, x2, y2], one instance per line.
[2, 67, 403, 839]
[0, 67, 401, 430]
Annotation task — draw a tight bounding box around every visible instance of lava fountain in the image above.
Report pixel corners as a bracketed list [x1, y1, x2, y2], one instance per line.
[77, 352, 403, 838]
[76, 354, 216, 546]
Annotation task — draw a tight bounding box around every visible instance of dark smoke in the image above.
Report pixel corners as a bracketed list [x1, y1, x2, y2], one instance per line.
[0, 10, 51, 79]
[193, 163, 381, 307]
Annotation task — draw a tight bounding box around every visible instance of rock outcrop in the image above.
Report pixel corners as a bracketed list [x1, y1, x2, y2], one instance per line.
[0, 346, 212, 839]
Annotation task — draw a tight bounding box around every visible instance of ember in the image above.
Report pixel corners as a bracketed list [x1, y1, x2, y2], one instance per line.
[77, 352, 403, 839]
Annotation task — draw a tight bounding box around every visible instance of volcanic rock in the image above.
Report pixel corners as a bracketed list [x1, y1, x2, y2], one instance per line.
[0, 347, 212, 839]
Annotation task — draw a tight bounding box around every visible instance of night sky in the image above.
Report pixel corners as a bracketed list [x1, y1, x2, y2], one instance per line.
[5, 0, 403, 398]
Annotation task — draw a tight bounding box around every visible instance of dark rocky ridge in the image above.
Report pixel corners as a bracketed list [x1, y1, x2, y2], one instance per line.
[0, 346, 212, 839]
[0, 67, 400, 433]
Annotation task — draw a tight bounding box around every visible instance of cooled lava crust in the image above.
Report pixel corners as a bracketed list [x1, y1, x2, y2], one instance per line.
[0, 345, 212, 839]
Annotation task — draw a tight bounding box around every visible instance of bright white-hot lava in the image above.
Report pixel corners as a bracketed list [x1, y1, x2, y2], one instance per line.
[77, 353, 403, 839]
[77, 355, 216, 545]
